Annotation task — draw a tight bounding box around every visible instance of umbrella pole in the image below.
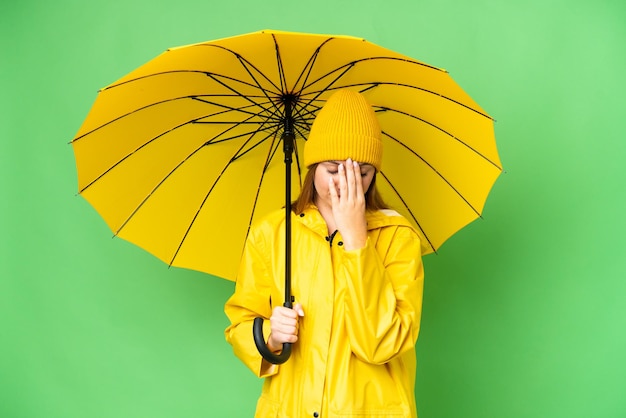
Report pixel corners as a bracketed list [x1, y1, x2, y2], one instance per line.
[252, 98, 295, 364]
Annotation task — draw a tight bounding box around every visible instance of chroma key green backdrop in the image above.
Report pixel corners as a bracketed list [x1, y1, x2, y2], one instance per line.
[1, 0, 625, 417]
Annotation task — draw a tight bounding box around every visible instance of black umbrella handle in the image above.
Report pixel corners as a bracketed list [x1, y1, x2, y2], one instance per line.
[253, 314, 292, 365]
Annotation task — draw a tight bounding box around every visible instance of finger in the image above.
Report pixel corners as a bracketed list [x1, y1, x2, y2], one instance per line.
[270, 331, 298, 345]
[272, 314, 298, 328]
[274, 306, 298, 318]
[276, 323, 298, 336]
[338, 162, 347, 201]
[328, 175, 339, 207]
[277, 332, 299, 344]
[270, 317, 298, 337]
[270, 309, 297, 330]
[344, 158, 356, 201]
[353, 160, 364, 199]
[293, 303, 305, 317]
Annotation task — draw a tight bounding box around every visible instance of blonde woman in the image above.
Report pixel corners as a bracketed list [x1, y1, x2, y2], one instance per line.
[225, 90, 424, 418]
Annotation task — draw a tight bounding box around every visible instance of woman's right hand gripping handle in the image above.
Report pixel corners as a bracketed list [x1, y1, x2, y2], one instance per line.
[253, 303, 304, 364]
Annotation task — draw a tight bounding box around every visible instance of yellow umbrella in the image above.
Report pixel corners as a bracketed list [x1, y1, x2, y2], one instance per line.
[73, 29, 502, 363]
[73, 28, 501, 282]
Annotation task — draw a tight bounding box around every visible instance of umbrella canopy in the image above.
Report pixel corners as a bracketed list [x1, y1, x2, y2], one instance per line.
[72, 29, 502, 282]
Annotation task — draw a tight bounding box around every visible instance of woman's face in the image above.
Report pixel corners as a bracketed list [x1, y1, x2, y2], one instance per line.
[313, 160, 376, 209]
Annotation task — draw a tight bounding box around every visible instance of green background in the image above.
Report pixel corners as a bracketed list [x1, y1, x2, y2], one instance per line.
[2, 0, 625, 417]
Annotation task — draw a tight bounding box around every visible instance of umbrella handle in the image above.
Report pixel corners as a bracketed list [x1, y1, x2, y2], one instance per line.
[253, 316, 292, 364]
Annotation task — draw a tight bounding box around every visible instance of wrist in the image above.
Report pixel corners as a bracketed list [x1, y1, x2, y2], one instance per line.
[267, 334, 282, 353]
[341, 232, 368, 251]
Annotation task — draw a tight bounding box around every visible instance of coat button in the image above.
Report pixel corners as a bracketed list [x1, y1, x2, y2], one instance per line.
[313, 413, 319, 417]
[338, 241, 343, 246]
[299, 213, 305, 217]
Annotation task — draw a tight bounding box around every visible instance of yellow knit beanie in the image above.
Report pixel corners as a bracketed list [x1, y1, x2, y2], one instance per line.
[304, 89, 382, 170]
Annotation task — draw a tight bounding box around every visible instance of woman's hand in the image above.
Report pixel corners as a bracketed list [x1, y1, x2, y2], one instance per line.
[267, 303, 305, 352]
[329, 159, 368, 250]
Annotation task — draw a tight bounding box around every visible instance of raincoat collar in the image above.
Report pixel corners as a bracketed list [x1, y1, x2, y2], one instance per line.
[296, 205, 416, 237]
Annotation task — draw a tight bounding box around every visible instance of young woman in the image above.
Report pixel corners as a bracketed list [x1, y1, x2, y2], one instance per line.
[225, 90, 424, 418]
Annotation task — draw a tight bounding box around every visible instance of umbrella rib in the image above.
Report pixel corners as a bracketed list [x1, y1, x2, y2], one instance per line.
[192, 95, 281, 123]
[297, 56, 492, 120]
[104, 69, 264, 93]
[114, 117, 273, 240]
[73, 95, 276, 142]
[295, 63, 357, 116]
[204, 98, 285, 154]
[382, 130, 483, 218]
[377, 170, 437, 254]
[292, 116, 316, 141]
[192, 95, 283, 126]
[291, 98, 322, 140]
[184, 43, 285, 111]
[195, 44, 283, 95]
[202, 72, 279, 121]
[379, 107, 502, 171]
[310, 80, 494, 121]
[225, 100, 282, 160]
[264, 129, 286, 171]
[242, 125, 283, 245]
[290, 37, 334, 94]
[80, 108, 267, 194]
[169, 125, 278, 267]
[232, 55, 287, 118]
[301, 56, 443, 91]
[93, 67, 284, 139]
[291, 134, 304, 189]
[285, 97, 322, 144]
[272, 34, 288, 94]
[228, 121, 283, 160]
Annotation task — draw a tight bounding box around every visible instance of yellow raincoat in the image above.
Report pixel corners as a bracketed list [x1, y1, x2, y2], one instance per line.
[225, 206, 424, 418]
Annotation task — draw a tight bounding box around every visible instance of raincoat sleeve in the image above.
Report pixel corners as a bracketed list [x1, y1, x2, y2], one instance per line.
[224, 227, 279, 378]
[340, 225, 424, 364]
